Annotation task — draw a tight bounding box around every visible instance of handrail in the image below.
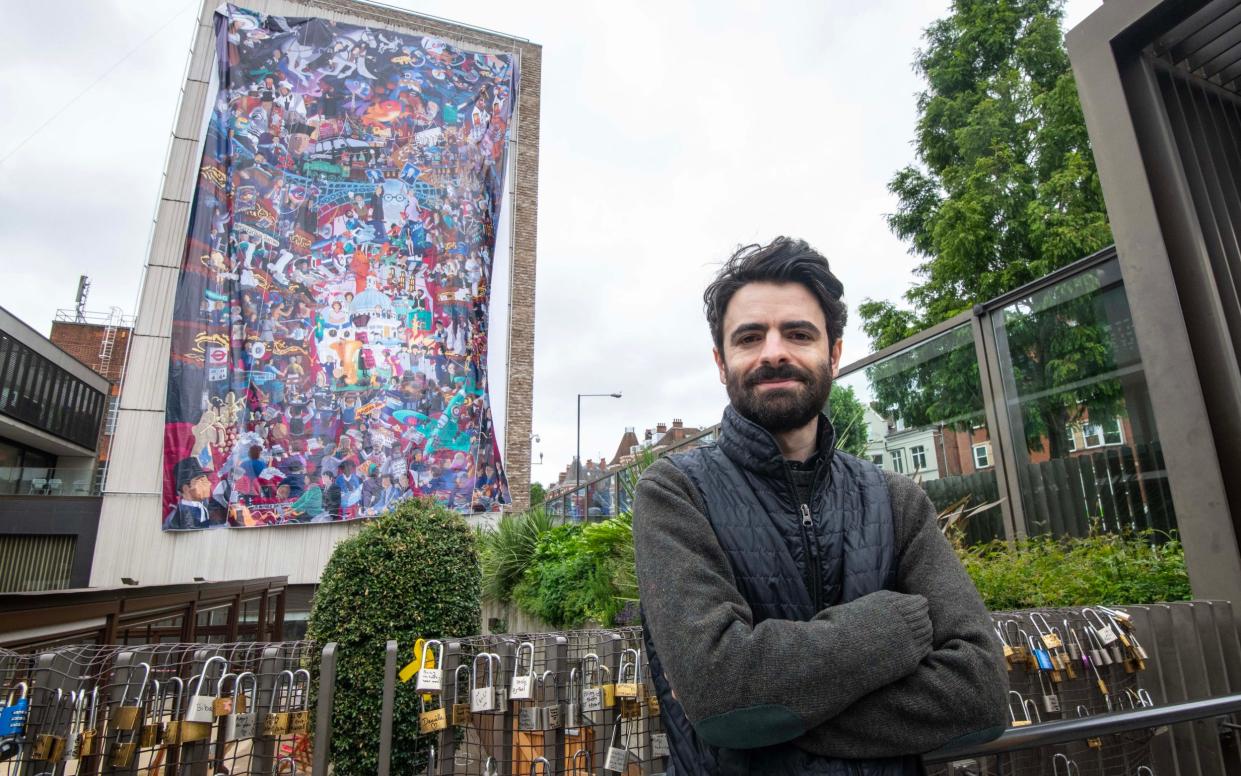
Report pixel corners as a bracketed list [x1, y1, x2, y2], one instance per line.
[923, 693, 1241, 763]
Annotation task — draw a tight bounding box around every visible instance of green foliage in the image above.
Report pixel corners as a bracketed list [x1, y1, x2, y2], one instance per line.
[479, 507, 554, 604]
[828, 384, 869, 457]
[530, 482, 547, 507]
[306, 499, 480, 776]
[510, 514, 636, 628]
[959, 530, 1191, 610]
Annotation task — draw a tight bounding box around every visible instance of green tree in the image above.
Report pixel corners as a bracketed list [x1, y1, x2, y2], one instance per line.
[530, 481, 546, 507]
[861, 0, 1117, 456]
[828, 384, 870, 457]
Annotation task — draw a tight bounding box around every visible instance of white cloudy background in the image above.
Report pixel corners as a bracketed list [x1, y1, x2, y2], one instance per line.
[0, 0, 1102, 489]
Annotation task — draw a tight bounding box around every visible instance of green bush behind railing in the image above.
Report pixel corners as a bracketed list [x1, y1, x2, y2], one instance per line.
[483, 510, 1191, 628]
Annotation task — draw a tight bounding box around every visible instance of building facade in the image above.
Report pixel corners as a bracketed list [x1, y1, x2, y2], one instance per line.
[0, 306, 110, 592]
[91, 0, 540, 618]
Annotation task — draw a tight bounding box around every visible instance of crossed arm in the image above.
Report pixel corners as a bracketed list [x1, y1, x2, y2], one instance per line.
[632, 459, 1008, 756]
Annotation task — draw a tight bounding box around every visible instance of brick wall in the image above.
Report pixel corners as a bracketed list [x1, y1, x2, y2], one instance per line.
[49, 321, 132, 463]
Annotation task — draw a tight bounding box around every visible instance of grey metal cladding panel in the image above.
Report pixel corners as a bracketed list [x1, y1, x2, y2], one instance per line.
[1170, 602, 1228, 774]
[1202, 600, 1241, 768]
[1124, 605, 1179, 776]
[187, 20, 217, 84]
[1150, 603, 1203, 775]
[1193, 601, 1241, 771]
[149, 200, 192, 270]
[1163, 1, 1241, 63]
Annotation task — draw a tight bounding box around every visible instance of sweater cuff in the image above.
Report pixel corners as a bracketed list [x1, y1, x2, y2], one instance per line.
[888, 593, 933, 654]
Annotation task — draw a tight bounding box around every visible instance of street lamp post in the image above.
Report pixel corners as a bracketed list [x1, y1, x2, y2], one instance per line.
[577, 392, 622, 500]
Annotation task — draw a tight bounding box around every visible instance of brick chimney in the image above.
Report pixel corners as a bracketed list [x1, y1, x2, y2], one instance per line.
[656, 423, 667, 434]
[672, 419, 683, 428]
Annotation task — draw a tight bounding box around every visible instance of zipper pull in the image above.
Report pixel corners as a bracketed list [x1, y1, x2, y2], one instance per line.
[800, 503, 812, 527]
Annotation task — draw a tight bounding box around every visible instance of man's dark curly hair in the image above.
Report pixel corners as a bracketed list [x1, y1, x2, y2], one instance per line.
[704, 237, 847, 353]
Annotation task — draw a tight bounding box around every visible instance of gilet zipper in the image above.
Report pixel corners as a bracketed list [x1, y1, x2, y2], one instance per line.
[784, 464, 823, 611]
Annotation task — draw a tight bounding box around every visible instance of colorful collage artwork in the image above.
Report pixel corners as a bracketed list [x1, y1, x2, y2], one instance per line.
[163, 5, 514, 530]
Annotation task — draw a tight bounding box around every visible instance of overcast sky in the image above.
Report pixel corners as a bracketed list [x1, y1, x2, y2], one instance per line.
[0, 0, 1102, 489]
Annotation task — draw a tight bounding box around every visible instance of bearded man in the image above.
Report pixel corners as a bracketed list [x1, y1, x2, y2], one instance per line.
[633, 237, 1007, 775]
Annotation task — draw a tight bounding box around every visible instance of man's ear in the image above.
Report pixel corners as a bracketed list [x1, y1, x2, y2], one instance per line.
[713, 347, 727, 385]
[831, 338, 844, 378]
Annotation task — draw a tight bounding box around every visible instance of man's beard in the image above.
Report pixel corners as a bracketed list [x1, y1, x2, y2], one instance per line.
[725, 359, 833, 434]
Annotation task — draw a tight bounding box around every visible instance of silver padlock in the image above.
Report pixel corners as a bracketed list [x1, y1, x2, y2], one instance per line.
[510, 642, 536, 701]
[470, 653, 496, 713]
[652, 731, 670, 758]
[571, 749, 593, 775]
[604, 719, 629, 772]
[224, 671, 258, 740]
[186, 655, 229, 724]
[530, 755, 551, 775]
[538, 671, 561, 730]
[580, 653, 604, 713]
[564, 667, 581, 728]
[517, 703, 541, 731]
[416, 640, 444, 694]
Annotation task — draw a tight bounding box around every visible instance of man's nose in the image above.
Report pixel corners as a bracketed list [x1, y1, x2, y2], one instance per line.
[759, 330, 791, 365]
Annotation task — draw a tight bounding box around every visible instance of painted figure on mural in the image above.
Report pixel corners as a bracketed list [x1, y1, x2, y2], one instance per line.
[162, 5, 514, 530]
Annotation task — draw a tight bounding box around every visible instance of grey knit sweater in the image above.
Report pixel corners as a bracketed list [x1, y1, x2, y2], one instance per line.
[633, 456, 1009, 759]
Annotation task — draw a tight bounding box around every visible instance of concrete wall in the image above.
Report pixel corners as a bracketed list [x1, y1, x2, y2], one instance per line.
[91, 0, 539, 587]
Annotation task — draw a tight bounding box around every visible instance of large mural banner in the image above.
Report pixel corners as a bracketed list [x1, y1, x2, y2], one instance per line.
[163, 5, 514, 530]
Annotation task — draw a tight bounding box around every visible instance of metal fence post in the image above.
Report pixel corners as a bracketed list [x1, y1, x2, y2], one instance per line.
[377, 639, 397, 776]
[312, 642, 337, 776]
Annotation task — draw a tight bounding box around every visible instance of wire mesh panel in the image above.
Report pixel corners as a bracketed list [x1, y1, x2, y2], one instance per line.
[0, 641, 322, 776]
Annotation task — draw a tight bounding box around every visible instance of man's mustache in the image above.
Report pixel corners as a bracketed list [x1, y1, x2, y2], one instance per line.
[744, 363, 812, 388]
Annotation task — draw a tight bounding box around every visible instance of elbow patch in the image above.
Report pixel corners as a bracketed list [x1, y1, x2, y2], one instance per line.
[694, 704, 806, 750]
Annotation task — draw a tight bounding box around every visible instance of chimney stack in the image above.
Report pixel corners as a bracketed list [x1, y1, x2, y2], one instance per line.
[672, 419, 683, 428]
[657, 423, 668, 434]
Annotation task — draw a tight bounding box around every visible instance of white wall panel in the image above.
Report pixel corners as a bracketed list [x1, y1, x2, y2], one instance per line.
[104, 408, 166, 495]
[149, 200, 193, 269]
[117, 338, 171, 412]
[163, 137, 203, 205]
[133, 265, 181, 339]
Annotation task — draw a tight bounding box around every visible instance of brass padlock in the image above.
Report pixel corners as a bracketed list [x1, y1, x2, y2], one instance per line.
[600, 663, 617, 709]
[615, 648, 642, 698]
[160, 674, 186, 744]
[32, 687, 75, 761]
[262, 670, 295, 737]
[139, 675, 165, 744]
[113, 661, 152, 732]
[649, 694, 661, 716]
[451, 664, 471, 725]
[109, 740, 138, 768]
[289, 668, 312, 734]
[419, 694, 448, 734]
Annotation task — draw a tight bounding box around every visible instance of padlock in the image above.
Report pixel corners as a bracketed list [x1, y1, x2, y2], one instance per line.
[616, 649, 642, 698]
[159, 675, 185, 744]
[1083, 608, 1119, 647]
[1007, 691, 1033, 728]
[1042, 693, 1061, 714]
[490, 653, 507, 710]
[139, 678, 164, 747]
[518, 703, 541, 731]
[651, 731, 670, 758]
[530, 755, 552, 775]
[580, 653, 604, 713]
[571, 748, 593, 775]
[600, 664, 617, 709]
[78, 688, 102, 758]
[224, 671, 258, 741]
[0, 681, 29, 737]
[66, 685, 89, 759]
[564, 668, 581, 728]
[538, 671, 561, 730]
[214, 673, 237, 717]
[32, 688, 73, 761]
[186, 655, 229, 724]
[416, 640, 444, 694]
[450, 664, 471, 725]
[604, 719, 629, 772]
[1109, 643, 1125, 664]
[262, 670, 295, 737]
[1052, 753, 1077, 776]
[470, 652, 496, 713]
[419, 693, 448, 734]
[113, 661, 152, 731]
[649, 694, 661, 716]
[509, 641, 536, 701]
[1030, 613, 1061, 648]
[289, 668, 312, 734]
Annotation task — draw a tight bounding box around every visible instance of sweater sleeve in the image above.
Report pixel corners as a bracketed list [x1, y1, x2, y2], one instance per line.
[633, 459, 935, 750]
[793, 472, 1009, 758]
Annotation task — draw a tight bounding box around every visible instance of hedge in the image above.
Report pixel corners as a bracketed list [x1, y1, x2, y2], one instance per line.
[306, 498, 480, 776]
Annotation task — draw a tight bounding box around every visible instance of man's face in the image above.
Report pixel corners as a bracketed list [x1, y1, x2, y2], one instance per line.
[186, 475, 212, 501]
[713, 282, 843, 434]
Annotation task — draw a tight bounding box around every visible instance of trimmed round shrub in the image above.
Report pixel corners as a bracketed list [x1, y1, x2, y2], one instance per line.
[307, 497, 480, 775]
